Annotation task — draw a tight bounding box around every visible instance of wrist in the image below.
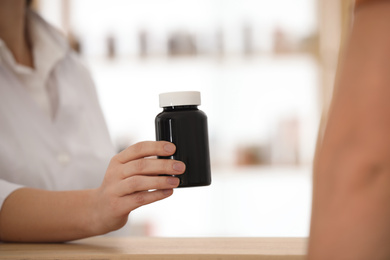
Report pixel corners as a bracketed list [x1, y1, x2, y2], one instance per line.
[82, 188, 104, 236]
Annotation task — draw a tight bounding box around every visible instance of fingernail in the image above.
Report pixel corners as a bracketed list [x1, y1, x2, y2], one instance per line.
[164, 143, 175, 153]
[167, 177, 179, 186]
[173, 162, 185, 172]
[163, 189, 173, 196]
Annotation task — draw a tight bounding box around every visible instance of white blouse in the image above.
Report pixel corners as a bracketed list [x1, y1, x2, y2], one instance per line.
[0, 11, 115, 209]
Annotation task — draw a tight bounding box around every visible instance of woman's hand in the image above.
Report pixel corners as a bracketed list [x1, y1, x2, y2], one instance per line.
[0, 141, 184, 242]
[91, 141, 185, 234]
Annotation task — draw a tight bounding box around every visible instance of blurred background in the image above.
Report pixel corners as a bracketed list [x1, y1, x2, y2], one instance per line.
[32, 0, 353, 237]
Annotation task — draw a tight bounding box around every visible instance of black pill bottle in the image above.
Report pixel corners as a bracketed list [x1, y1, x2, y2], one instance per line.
[155, 91, 211, 188]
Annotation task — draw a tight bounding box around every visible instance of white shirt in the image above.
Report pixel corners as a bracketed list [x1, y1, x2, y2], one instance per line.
[0, 11, 115, 209]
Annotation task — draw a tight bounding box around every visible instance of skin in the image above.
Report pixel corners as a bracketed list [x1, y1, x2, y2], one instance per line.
[308, 1, 390, 259]
[4, 0, 390, 255]
[0, 0, 33, 67]
[0, 0, 185, 242]
[0, 141, 185, 242]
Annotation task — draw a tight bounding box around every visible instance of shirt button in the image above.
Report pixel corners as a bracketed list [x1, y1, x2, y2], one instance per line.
[57, 153, 70, 166]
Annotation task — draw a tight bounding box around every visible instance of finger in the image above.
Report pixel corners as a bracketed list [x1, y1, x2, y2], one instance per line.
[123, 189, 174, 212]
[116, 175, 180, 196]
[121, 158, 185, 179]
[115, 141, 176, 164]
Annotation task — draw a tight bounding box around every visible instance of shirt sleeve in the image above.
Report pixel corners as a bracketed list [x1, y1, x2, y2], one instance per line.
[0, 179, 23, 210]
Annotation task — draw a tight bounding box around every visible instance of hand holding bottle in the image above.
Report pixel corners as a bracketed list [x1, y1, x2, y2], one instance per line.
[91, 141, 185, 234]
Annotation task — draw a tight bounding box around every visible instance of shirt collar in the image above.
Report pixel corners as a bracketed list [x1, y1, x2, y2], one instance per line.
[0, 38, 34, 74]
[27, 9, 68, 80]
[0, 9, 69, 79]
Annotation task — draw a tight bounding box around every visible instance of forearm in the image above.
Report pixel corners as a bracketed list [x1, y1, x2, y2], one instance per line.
[0, 141, 184, 243]
[309, 1, 390, 259]
[0, 188, 99, 242]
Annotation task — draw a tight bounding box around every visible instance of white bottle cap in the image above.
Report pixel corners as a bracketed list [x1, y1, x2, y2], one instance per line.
[159, 91, 201, 108]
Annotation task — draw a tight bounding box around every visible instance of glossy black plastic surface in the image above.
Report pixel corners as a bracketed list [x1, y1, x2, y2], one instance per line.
[155, 105, 211, 188]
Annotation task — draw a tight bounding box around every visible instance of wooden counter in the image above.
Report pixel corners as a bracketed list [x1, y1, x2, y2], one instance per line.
[0, 237, 307, 260]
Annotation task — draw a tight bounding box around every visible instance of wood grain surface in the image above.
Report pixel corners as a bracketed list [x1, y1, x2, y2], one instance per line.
[0, 237, 307, 260]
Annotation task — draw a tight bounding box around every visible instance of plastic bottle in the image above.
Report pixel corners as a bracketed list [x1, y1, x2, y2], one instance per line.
[155, 91, 211, 187]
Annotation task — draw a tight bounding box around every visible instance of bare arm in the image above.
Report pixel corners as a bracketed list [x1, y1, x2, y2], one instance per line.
[0, 141, 185, 242]
[0, 1, 185, 243]
[0, 189, 98, 242]
[308, 1, 390, 259]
